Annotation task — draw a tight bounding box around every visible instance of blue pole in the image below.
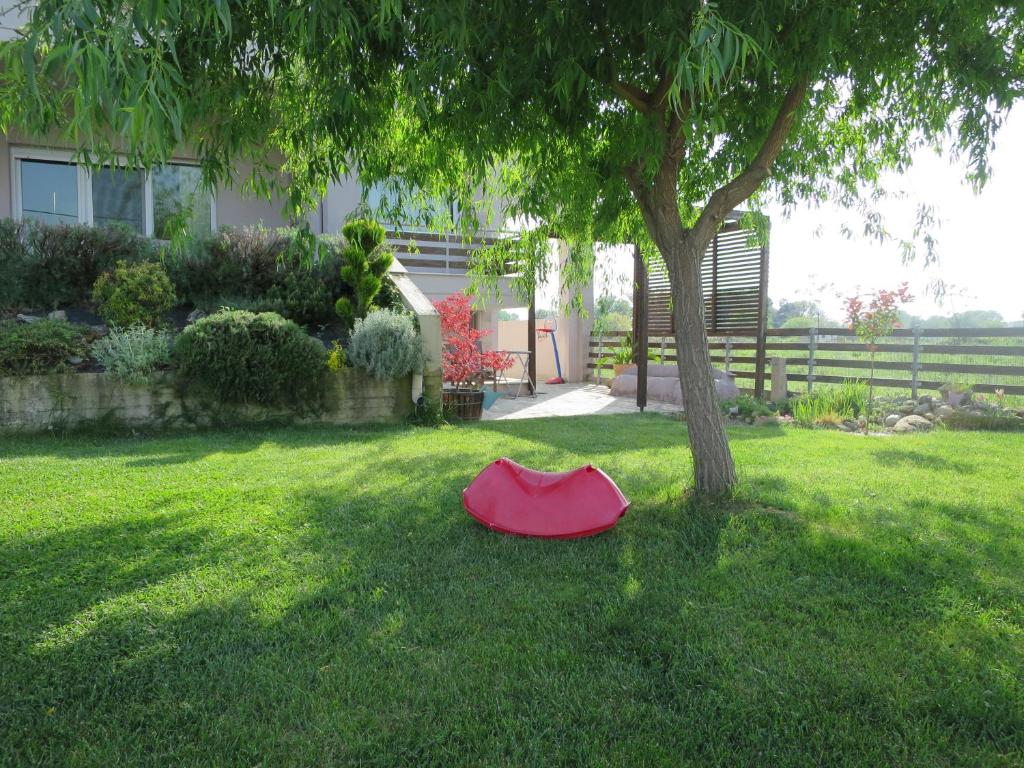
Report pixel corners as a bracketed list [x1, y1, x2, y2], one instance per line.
[550, 332, 563, 380]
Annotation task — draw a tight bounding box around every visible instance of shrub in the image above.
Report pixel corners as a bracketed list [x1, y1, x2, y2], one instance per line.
[0, 319, 86, 375]
[91, 326, 172, 385]
[0, 219, 29, 309]
[326, 341, 347, 372]
[720, 394, 773, 419]
[347, 309, 424, 379]
[335, 219, 394, 327]
[166, 227, 351, 327]
[173, 310, 326, 406]
[21, 222, 154, 308]
[92, 261, 176, 328]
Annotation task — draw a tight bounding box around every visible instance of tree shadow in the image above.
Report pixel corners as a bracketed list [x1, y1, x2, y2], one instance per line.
[872, 448, 978, 474]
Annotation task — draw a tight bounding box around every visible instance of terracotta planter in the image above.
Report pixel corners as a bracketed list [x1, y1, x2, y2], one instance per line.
[443, 387, 485, 420]
[612, 363, 632, 377]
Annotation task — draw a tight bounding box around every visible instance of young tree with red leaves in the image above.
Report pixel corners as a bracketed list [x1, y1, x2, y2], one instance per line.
[844, 284, 914, 429]
[434, 293, 512, 389]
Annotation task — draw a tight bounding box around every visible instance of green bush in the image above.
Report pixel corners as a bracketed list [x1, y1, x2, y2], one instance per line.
[0, 319, 87, 375]
[347, 309, 424, 379]
[791, 381, 869, 426]
[91, 326, 172, 385]
[92, 260, 176, 328]
[0, 219, 29, 309]
[166, 227, 351, 327]
[21, 222, 154, 308]
[173, 310, 326, 406]
[720, 394, 773, 419]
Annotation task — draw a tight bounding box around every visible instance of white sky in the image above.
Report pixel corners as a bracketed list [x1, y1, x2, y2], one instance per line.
[547, 109, 1024, 323]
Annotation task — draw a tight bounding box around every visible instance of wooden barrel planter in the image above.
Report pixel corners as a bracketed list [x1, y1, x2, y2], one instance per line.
[443, 388, 485, 420]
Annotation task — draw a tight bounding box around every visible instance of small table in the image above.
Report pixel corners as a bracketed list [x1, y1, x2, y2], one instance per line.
[494, 350, 535, 399]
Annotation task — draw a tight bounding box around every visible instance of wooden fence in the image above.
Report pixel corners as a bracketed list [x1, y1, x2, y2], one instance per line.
[589, 326, 1024, 397]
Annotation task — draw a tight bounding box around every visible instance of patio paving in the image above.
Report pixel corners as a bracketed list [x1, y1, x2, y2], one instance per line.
[481, 382, 682, 420]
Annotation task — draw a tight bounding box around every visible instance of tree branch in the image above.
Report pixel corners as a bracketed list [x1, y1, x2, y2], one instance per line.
[611, 81, 653, 114]
[693, 79, 809, 246]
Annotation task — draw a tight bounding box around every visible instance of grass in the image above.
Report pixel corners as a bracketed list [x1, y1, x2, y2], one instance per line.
[1, 417, 1022, 766]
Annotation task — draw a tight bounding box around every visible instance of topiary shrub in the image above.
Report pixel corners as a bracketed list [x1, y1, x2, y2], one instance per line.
[21, 221, 154, 308]
[92, 260, 176, 328]
[347, 309, 424, 379]
[173, 309, 326, 406]
[335, 219, 393, 328]
[91, 325, 172, 385]
[0, 319, 87, 375]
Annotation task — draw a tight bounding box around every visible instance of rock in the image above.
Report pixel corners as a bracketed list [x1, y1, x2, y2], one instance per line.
[47, 309, 67, 321]
[186, 309, 206, 324]
[67, 356, 84, 366]
[16, 313, 41, 324]
[884, 414, 901, 428]
[753, 415, 778, 427]
[913, 402, 932, 416]
[728, 406, 740, 417]
[893, 414, 933, 433]
[898, 404, 916, 415]
[918, 395, 933, 405]
[924, 412, 937, 422]
[903, 400, 917, 407]
[89, 324, 109, 337]
[935, 405, 954, 419]
[842, 420, 860, 432]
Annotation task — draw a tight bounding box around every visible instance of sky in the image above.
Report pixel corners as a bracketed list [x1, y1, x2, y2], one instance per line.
[543, 108, 1024, 324]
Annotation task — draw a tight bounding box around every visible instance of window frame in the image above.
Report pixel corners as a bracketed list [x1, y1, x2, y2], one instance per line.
[10, 146, 216, 237]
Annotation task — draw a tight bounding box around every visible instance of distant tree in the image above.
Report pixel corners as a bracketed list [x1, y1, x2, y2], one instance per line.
[6, 2, 1022, 493]
[771, 299, 828, 328]
[497, 310, 520, 322]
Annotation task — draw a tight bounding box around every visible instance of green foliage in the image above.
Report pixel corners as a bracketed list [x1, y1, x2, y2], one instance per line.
[3, 221, 154, 309]
[166, 227, 350, 328]
[943, 410, 1024, 432]
[91, 325, 172, 385]
[92, 260, 176, 328]
[325, 341, 347, 372]
[720, 395, 773, 420]
[0, 319, 86, 375]
[173, 310, 326, 406]
[791, 381, 869, 427]
[347, 309, 423, 379]
[0, 219, 29, 309]
[335, 220, 393, 328]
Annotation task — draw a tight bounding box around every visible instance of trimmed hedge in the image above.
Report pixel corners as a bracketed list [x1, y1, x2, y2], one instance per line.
[173, 310, 326, 407]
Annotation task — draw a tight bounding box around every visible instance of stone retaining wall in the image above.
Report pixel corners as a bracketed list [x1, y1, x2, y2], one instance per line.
[0, 369, 418, 433]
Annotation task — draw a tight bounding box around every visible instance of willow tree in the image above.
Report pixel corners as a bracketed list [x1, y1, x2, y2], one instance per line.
[3, 1, 1021, 493]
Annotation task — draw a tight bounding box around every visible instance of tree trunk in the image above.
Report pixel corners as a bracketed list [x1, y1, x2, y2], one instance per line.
[664, 234, 737, 494]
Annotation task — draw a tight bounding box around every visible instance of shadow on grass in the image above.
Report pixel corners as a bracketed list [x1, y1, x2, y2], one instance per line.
[872, 448, 979, 475]
[2, 422, 1023, 764]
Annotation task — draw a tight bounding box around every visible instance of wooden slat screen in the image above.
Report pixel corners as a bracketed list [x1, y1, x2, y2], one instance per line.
[646, 221, 768, 335]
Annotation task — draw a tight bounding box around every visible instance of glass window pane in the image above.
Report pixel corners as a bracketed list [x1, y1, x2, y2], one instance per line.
[152, 164, 212, 239]
[91, 166, 145, 233]
[20, 160, 79, 224]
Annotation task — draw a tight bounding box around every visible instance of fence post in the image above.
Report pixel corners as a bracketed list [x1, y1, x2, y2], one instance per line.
[770, 357, 788, 402]
[807, 327, 817, 393]
[660, 336, 667, 362]
[597, 332, 604, 384]
[910, 326, 922, 399]
[724, 336, 732, 374]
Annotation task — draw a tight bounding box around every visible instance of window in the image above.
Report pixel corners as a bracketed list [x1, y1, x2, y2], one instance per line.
[366, 181, 460, 229]
[11, 148, 215, 237]
[92, 166, 145, 232]
[18, 159, 80, 224]
[152, 164, 212, 239]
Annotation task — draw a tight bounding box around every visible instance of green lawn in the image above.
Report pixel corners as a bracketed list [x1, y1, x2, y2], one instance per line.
[2, 417, 1022, 766]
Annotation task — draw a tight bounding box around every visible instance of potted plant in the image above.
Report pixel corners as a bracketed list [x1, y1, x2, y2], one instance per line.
[610, 334, 635, 376]
[434, 292, 513, 420]
[940, 380, 972, 407]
